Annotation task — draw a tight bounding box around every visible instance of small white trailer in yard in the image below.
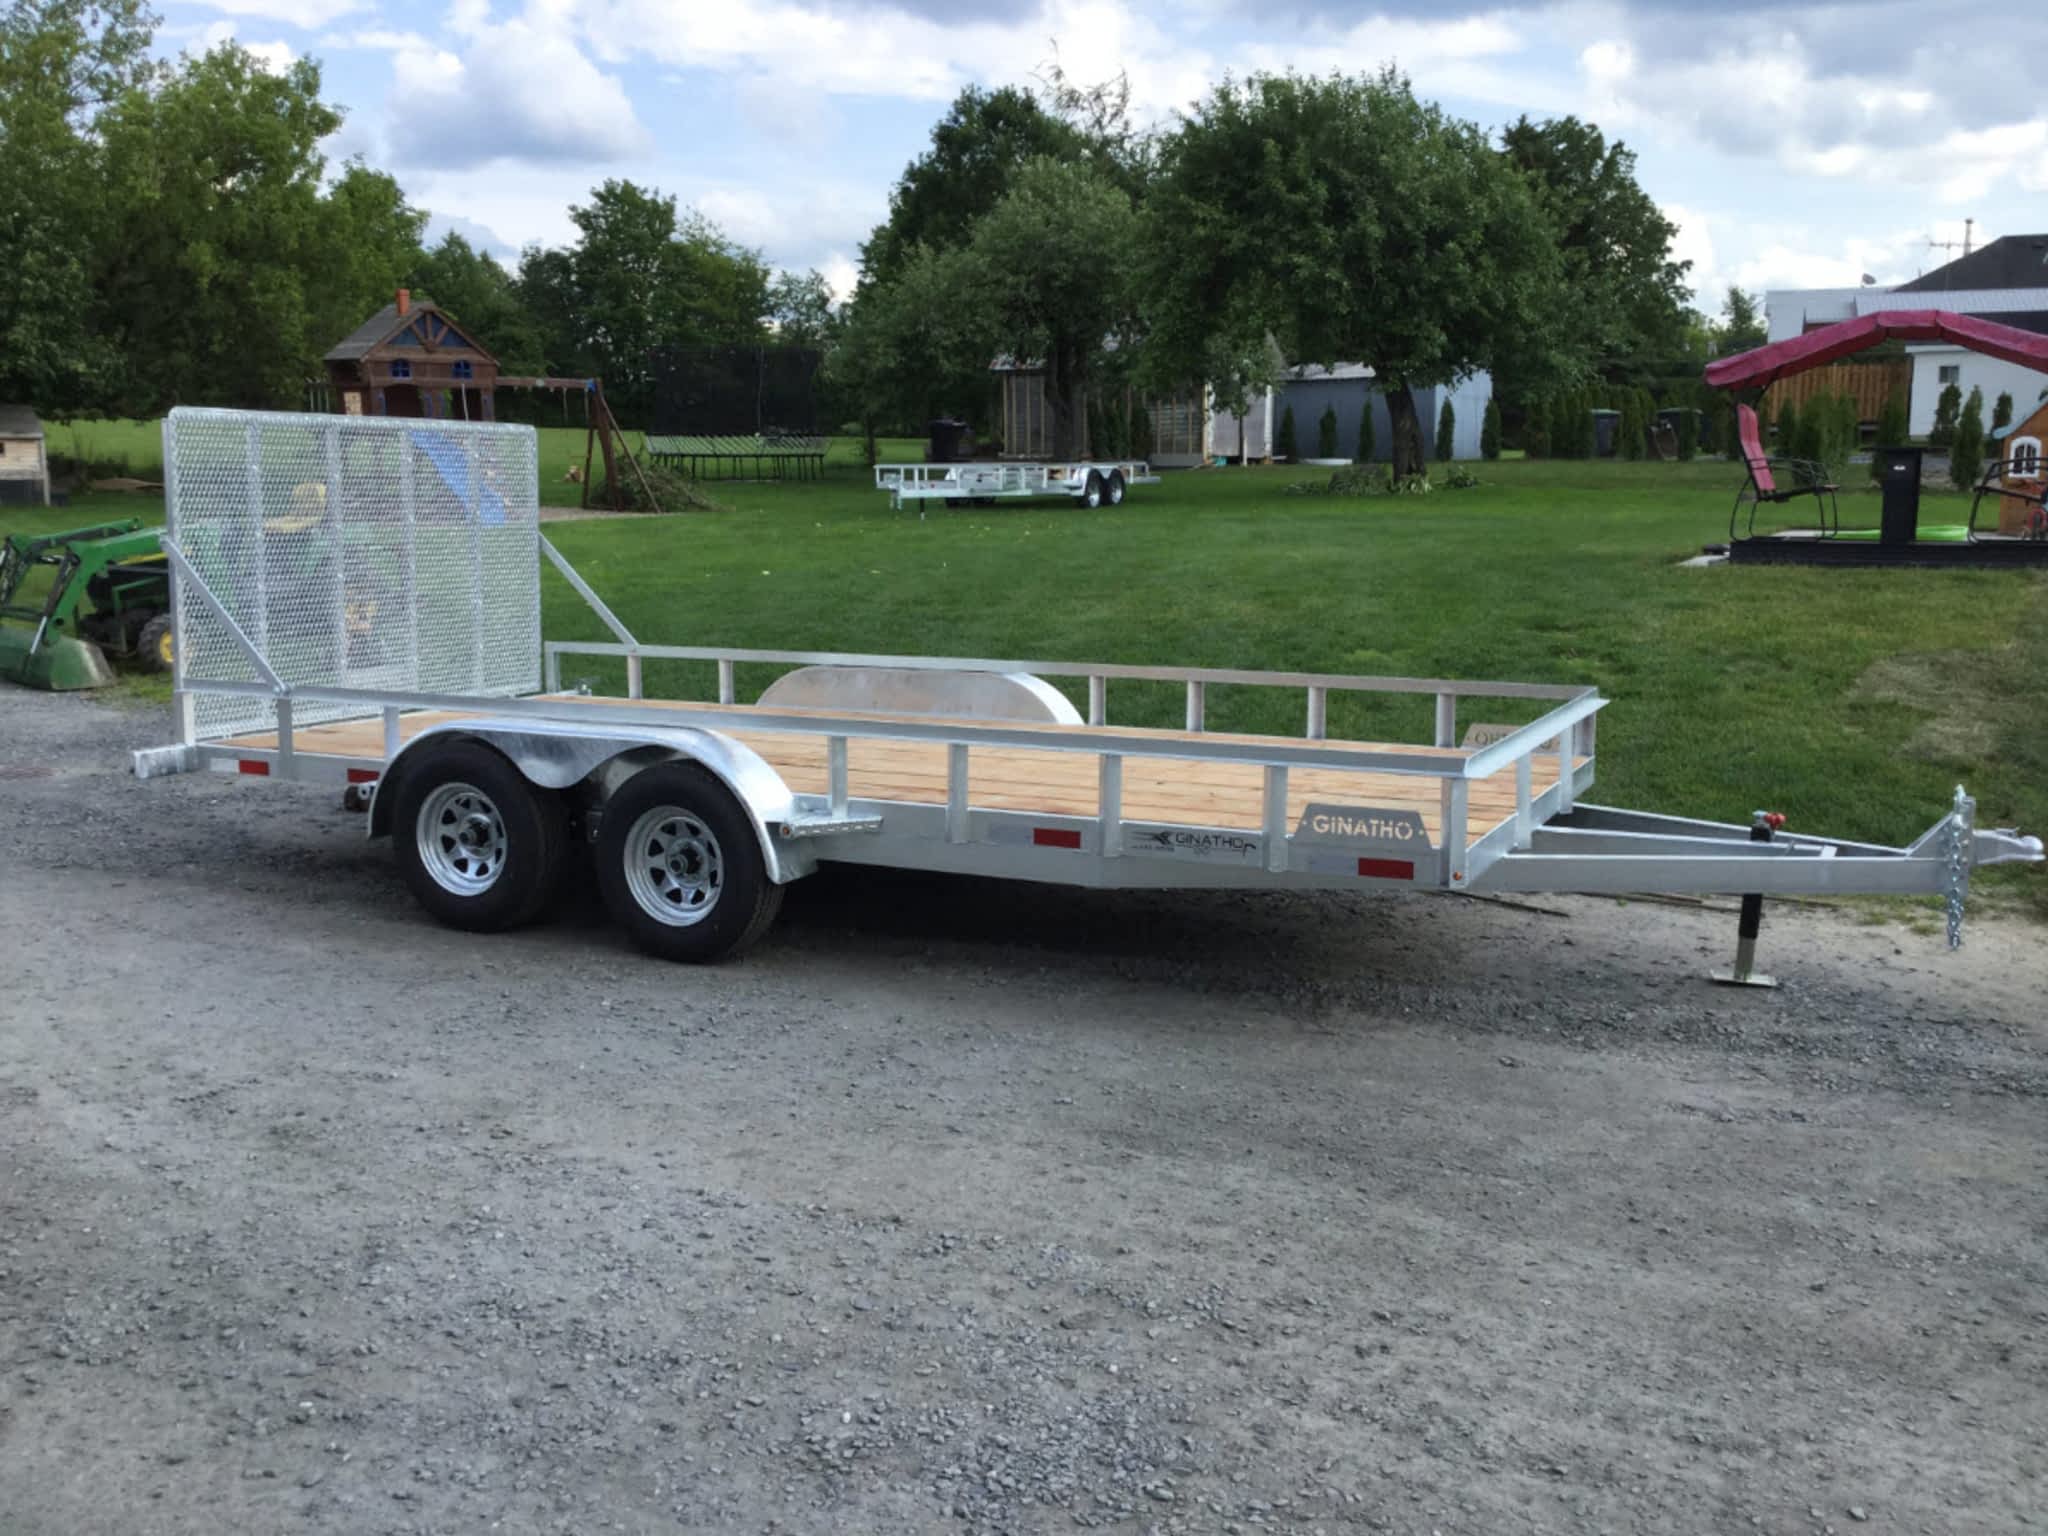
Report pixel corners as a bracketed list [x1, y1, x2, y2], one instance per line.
[135, 410, 2041, 968]
[875, 459, 1159, 513]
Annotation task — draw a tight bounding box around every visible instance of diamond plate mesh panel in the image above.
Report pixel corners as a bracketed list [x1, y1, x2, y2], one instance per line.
[166, 408, 539, 740]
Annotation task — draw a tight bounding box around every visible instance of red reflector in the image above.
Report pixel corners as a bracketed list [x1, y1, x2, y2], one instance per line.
[1357, 857, 1413, 880]
[346, 768, 380, 784]
[237, 759, 270, 776]
[1032, 827, 1083, 849]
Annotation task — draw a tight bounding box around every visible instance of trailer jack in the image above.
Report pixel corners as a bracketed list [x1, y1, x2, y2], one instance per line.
[1712, 811, 1785, 988]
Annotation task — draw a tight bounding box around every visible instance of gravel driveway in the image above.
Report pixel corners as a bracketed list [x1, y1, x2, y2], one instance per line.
[2, 689, 2043, 1535]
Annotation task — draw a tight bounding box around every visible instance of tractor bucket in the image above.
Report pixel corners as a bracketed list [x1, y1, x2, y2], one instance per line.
[0, 626, 117, 690]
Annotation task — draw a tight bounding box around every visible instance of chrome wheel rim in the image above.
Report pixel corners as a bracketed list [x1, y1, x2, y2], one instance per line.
[623, 805, 723, 926]
[417, 782, 507, 895]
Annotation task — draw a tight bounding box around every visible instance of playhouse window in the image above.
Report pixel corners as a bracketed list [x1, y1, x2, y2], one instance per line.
[1938, 364, 1960, 385]
[2012, 436, 2042, 476]
[452, 359, 473, 380]
[390, 359, 412, 379]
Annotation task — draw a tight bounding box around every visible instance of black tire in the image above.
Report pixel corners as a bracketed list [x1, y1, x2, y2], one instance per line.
[595, 761, 782, 963]
[1081, 470, 1106, 509]
[391, 740, 567, 932]
[1105, 469, 1126, 506]
[137, 613, 175, 673]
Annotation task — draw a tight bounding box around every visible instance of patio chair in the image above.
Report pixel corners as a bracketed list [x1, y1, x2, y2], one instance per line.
[1967, 456, 2048, 541]
[1731, 404, 1840, 540]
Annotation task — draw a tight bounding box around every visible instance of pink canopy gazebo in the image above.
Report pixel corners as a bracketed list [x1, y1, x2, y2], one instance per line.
[1705, 309, 2048, 393]
[1705, 309, 2048, 563]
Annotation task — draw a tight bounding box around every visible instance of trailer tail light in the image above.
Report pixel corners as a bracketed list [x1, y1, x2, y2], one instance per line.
[346, 768, 380, 784]
[1357, 857, 1414, 881]
[1032, 827, 1083, 849]
[237, 759, 269, 776]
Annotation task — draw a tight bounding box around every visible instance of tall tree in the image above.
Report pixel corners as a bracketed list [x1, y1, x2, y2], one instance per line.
[829, 244, 995, 462]
[93, 45, 344, 409]
[523, 180, 769, 418]
[857, 85, 1086, 291]
[1717, 288, 1766, 354]
[0, 0, 159, 409]
[962, 157, 1137, 458]
[767, 268, 837, 349]
[317, 161, 428, 346]
[1499, 115, 1689, 385]
[1143, 69, 1573, 477]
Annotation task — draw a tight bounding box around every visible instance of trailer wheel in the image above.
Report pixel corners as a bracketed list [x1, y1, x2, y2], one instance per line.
[1104, 469, 1126, 506]
[1081, 471, 1106, 509]
[393, 741, 567, 932]
[137, 613, 175, 673]
[596, 762, 782, 963]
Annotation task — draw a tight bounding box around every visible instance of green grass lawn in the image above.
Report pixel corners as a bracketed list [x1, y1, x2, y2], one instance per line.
[9, 441, 2046, 914]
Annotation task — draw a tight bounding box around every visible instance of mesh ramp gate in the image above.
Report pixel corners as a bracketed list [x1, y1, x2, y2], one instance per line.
[165, 408, 540, 741]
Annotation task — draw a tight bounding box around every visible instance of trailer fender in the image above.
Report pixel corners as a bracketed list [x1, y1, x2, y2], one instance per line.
[369, 717, 814, 883]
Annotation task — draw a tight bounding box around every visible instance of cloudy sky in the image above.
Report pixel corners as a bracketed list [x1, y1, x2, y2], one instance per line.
[167, 0, 2048, 312]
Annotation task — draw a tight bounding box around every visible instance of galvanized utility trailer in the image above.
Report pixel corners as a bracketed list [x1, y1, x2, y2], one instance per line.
[136, 410, 2041, 967]
[876, 459, 1160, 513]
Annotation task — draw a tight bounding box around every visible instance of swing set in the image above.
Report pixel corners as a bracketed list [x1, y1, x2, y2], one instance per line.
[496, 375, 666, 515]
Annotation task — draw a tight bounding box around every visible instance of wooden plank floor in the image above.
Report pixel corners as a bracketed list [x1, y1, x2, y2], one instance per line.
[219, 696, 1579, 839]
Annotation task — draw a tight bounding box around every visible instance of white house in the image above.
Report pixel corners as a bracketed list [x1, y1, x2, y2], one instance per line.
[1767, 235, 2048, 436]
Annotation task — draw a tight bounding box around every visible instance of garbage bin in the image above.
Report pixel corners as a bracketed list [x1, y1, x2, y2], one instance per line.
[927, 417, 969, 464]
[1875, 445, 1924, 545]
[1591, 409, 1621, 457]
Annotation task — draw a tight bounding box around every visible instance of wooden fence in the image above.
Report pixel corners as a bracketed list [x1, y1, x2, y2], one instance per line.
[1759, 359, 1910, 423]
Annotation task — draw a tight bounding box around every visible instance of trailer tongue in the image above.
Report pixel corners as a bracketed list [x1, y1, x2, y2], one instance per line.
[134, 409, 2042, 968]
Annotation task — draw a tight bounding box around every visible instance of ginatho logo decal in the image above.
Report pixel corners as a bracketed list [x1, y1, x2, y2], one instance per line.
[1294, 804, 1433, 849]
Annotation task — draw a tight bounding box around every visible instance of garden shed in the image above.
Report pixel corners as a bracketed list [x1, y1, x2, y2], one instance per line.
[323, 289, 499, 421]
[0, 407, 50, 507]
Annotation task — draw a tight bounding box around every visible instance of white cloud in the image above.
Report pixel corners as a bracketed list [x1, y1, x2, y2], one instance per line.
[821, 253, 859, 301]
[323, 27, 436, 52]
[1574, 16, 2048, 202]
[377, 1, 650, 170]
[194, 18, 296, 71]
[186, 0, 363, 26]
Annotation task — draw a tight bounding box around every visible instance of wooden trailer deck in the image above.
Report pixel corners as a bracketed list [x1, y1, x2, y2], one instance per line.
[218, 695, 1584, 841]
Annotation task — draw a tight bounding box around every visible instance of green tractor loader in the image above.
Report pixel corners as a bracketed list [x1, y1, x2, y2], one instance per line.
[0, 519, 175, 690]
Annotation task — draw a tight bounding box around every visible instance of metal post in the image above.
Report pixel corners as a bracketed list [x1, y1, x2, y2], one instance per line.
[1712, 812, 1782, 988]
[1557, 733, 1575, 811]
[174, 690, 196, 747]
[244, 424, 270, 662]
[1263, 765, 1290, 872]
[1306, 685, 1327, 740]
[1434, 692, 1456, 749]
[1185, 679, 1206, 732]
[1088, 674, 1106, 726]
[382, 706, 402, 760]
[1515, 754, 1533, 848]
[1440, 777, 1469, 886]
[1099, 754, 1123, 856]
[465, 438, 485, 695]
[626, 652, 644, 700]
[399, 439, 419, 689]
[946, 744, 969, 843]
[325, 422, 347, 681]
[827, 736, 849, 815]
[274, 695, 295, 778]
[717, 658, 736, 705]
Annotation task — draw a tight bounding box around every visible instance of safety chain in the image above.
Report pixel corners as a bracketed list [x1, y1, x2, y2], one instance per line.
[1944, 785, 1975, 950]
